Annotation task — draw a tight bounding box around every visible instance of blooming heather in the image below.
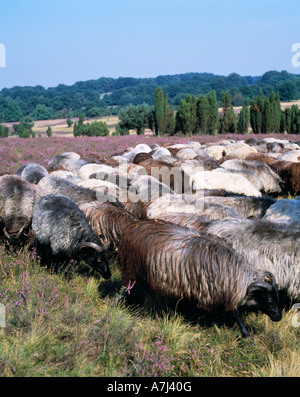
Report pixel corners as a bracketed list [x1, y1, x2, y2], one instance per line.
[1, 134, 298, 174]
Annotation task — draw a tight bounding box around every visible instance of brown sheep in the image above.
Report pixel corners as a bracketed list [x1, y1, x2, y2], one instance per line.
[156, 212, 210, 232]
[118, 219, 282, 344]
[271, 160, 300, 196]
[245, 153, 276, 166]
[79, 201, 137, 253]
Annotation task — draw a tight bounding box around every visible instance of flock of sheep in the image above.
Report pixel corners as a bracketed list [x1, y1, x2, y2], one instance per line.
[1, 136, 300, 345]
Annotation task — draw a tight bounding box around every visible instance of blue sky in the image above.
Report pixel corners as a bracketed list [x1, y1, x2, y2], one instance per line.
[0, 0, 300, 89]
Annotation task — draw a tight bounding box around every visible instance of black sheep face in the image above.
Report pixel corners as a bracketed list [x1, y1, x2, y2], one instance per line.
[246, 272, 282, 322]
[79, 245, 112, 280]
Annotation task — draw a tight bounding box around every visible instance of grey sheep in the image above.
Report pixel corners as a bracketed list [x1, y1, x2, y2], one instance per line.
[0, 174, 40, 244]
[32, 194, 111, 279]
[202, 195, 276, 218]
[145, 193, 239, 220]
[205, 217, 300, 302]
[15, 163, 49, 184]
[118, 219, 282, 343]
[47, 152, 81, 170]
[38, 174, 124, 207]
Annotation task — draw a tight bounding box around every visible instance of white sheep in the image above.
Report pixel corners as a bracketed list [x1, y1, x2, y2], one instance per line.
[176, 148, 198, 160]
[78, 163, 116, 180]
[263, 198, 300, 223]
[145, 193, 239, 220]
[220, 159, 283, 194]
[190, 169, 262, 197]
[276, 150, 300, 162]
[198, 145, 227, 160]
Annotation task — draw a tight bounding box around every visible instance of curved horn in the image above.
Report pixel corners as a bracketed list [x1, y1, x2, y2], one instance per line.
[3, 226, 10, 240]
[79, 242, 103, 252]
[247, 272, 276, 297]
[15, 225, 26, 240]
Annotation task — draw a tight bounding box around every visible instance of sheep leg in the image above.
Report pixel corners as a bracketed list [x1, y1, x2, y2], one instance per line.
[232, 309, 255, 347]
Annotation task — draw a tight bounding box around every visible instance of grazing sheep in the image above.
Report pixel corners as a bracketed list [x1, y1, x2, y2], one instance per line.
[128, 175, 174, 203]
[244, 138, 268, 153]
[245, 153, 276, 166]
[175, 160, 206, 182]
[137, 158, 192, 194]
[198, 145, 227, 160]
[220, 159, 283, 195]
[48, 152, 81, 170]
[263, 198, 300, 223]
[193, 156, 220, 171]
[266, 142, 287, 154]
[122, 198, 149, 219]
[79, 201, 137, 252]
[145, 193, 240, 220]
[132, 143, 152, 154]
[184, 141, 202, 150]
[15, 163, 49, 184]
[76, 179, 122, 201]
[49, 170, 81, 184]
[118, 219, 282, 342]
[151, 147, 172, 159]
[222, 142, 257, 159]
[190, 169, 262, 197]
[61, 158, 90, 174]
[38, 174, 124, 207]
[276, 150, 300, 162]
[78, 163, 116, 180]
[156, 212, 210, 231]
[175, 148, 198, 160]
[132, 152, 153, 164]
[78, 152, 104, 165]
[203, 195, 276, 218]
[0, 175, 40, 244]
[115, 144, 152, 163]
[32, 194, 111, 279]
[205, 217, 300, 302]
[212, 168, 265, 193]
[271, 160, 300, 196]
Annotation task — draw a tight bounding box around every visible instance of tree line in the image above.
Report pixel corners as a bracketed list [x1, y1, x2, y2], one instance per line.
[115, 87, 300, 136]
[115, 87, 297, 136]
[0, 70, 300, 123]
[2, 86, 300, 138]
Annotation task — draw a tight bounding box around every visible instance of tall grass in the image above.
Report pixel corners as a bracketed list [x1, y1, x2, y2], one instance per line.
[0, 239, 299, 377]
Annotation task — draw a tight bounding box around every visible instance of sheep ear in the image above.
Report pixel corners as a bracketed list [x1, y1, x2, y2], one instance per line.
[79, 242, 103, 252]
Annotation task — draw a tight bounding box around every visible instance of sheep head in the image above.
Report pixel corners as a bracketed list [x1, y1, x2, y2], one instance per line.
[2, 215, 30, 244]
[246, 271, 282, 322]
[79, 241, 111, 280]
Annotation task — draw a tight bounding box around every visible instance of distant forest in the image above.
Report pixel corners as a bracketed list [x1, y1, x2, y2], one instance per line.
[0, 70, 300, 122]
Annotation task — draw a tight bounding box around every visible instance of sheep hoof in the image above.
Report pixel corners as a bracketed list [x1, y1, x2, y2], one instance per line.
[247, 335, 256, 347]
